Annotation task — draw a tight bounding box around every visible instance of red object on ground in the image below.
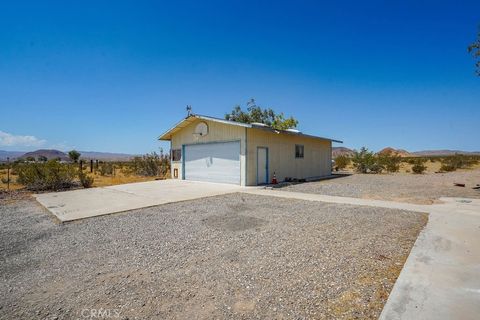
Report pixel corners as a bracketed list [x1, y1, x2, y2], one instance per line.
[272, 172, 278, 184]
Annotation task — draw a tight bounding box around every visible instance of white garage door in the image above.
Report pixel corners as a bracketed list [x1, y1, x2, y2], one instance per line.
[184, 141, 241, 185]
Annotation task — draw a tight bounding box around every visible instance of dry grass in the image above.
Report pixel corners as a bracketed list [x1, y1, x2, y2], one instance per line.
[0, 167, 159, 191]
[0, 169, 24, 191]
[90, 169, 158, 187]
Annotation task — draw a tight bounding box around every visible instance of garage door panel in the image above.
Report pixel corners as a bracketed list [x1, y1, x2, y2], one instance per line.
[184, 141, 240, 185]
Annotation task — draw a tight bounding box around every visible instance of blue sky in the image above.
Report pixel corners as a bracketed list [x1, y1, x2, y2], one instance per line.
[1, 0, 479, 154]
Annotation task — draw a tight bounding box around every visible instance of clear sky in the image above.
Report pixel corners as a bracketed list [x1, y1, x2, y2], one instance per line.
[1, 0, 479, 154]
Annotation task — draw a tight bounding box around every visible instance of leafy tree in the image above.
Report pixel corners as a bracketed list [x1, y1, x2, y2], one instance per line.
[468, 26, 480, 76]
[68, 150, 81, 163]
[352, 147, 383, 174]
[378, 151, 401, 173]
[25, 156, 35, 162]
[37, 155, 48, 162]
[225, 99, 298, 130]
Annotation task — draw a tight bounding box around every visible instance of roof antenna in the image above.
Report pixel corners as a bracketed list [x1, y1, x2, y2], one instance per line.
[186, 105, 192, 117]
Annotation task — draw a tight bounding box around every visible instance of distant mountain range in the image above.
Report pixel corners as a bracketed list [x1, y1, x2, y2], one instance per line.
[332, 147, 355, 158]
[21, 149, 70, 161]
[332, 147, 480, 158]
[411, 150, 480, 156]
[0, 149, 136, 161]
[0, 150, 24, 160]
[78, 151, 137, 161]
[377, 147, 412, 157]
[1, 148, 479, 162]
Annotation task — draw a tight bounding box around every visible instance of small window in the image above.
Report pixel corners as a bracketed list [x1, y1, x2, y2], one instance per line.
[171, 149, 182, 162]
[295, 145, 304, 158]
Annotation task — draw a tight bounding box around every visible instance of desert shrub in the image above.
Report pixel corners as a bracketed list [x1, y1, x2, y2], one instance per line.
[1, 176, 11, 184]
[99, 162, 114, 176]
[78, 171, 94, 188]
[439, 163, 456, 172]
[404, 157, 417, 165]
[378, 152, 401, 173]
[352, 147, 383, 174]
[126, 151, 170, 177]
[16, 160, 76, 191]
[334, 155, 351, 170]
[440, 154, 478, 172]
[411, 159, 427, 174]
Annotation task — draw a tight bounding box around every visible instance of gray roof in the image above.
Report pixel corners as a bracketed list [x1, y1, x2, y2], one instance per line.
[158, 114, 343, 143]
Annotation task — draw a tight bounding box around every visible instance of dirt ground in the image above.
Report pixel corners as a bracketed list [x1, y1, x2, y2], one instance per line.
[0, 194, 427, 319]
[284, 169, 480, 204]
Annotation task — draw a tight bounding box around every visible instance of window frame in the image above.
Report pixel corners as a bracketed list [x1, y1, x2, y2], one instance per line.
[171, 149, 182, 162]
[295, 144, 304, 159]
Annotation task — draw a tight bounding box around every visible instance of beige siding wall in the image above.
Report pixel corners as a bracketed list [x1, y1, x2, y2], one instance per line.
[170, 119, 247, 185]
[168, 119, 332, 186]
[246, 128, 332, 185]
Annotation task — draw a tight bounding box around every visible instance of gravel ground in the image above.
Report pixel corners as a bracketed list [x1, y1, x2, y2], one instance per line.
[283, 170, 480, 204]
[1, 194, 426, 319]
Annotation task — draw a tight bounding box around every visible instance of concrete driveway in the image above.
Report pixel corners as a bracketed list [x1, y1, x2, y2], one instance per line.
[35, 180, 245, 222]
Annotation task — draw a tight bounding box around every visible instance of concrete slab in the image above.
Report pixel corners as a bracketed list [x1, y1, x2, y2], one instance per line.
[242, 188, 480, 320]
[380, 197, 480, 320]
[35, 180, 245, 222]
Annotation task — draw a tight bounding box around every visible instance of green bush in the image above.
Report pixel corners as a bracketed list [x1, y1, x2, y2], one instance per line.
[16, 160, 76, 191]
[440, 154, 478, 172]
[1, 176, 11, 184]
[78, 171, 94, 188]
[99, 162, 114, 176]
[378, 152, 401, 173]
[334, 155, 351, 170]
[411, 159, 427, 174]
[439, 163, 456, 172]
[352, 147, 383, 174]
[125, 151, 170, 177]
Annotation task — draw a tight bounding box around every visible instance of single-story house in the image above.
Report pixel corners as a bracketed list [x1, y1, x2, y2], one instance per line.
[159, 114, 342, 186]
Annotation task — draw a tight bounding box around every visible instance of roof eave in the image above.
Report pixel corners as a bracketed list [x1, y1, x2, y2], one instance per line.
[158, 114, 252, 141]
[158, 114, 343, 143]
